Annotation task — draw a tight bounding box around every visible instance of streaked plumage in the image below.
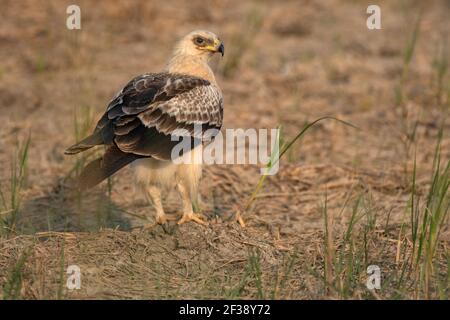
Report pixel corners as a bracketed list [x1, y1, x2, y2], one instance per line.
[66, 30, 224, 225]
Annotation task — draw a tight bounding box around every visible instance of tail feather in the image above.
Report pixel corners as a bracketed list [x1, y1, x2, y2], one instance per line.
[65, 132, 104, 155]
[77, 146, 142, 189]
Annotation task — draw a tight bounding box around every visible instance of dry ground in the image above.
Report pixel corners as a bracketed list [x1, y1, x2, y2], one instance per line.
[0, 0, 449, 299]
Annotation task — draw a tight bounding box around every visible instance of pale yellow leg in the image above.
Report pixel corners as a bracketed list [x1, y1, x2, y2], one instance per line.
[177, 183, 208, 225]
[144, 185, 175, 225]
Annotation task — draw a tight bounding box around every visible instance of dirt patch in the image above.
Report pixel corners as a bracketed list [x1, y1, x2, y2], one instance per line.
[0, 0, 449, 299]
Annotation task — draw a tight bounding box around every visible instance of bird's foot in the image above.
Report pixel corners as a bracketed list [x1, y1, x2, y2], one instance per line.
[155, 214, 178, 225]
[177, 212, 208, 226]
[141, 214, 177, 230]
[141, 222, 158, 230]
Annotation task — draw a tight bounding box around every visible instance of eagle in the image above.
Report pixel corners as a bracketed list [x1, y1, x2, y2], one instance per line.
[65, 30, 225, 226]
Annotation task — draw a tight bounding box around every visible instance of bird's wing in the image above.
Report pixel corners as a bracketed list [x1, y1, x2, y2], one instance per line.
[100, 72, 223, 160]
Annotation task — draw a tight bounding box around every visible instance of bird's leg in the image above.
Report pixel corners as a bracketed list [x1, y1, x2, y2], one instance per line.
[177, 182, 208, 225]
[144, 185, 174, 225]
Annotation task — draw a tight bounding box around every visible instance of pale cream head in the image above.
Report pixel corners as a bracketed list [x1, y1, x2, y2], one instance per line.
[166, 30, 224, 83]
[172, 30, 224, 60]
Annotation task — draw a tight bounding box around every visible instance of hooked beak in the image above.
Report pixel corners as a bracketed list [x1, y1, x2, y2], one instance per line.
[210, 39, 224, 57]
[218, 43, 225, 57]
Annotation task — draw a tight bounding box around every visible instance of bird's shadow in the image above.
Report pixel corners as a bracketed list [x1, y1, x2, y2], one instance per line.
[17, 179, 133, 234]
[15, 166, 241, 234]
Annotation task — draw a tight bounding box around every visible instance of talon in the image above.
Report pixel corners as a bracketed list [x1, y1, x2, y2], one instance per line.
[156, 214, 177, 225]
[142, 222, 157, 230]
[177, 213, 208, 226]
[156, 215, 167, 225]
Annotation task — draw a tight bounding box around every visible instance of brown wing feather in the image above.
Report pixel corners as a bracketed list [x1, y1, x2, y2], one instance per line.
[77, 145, 143, 189]
[65, 72, 223, 187]
[110, 73, 223, 159]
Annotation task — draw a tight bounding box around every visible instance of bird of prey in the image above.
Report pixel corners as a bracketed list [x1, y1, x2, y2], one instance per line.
[65, 30, 224, 226]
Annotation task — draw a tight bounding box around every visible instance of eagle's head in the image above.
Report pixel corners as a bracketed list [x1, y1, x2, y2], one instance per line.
[175, 30, 224, 58]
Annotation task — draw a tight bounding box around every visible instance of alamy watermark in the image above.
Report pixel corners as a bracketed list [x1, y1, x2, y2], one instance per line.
[170, 126, 280, 175]
[66, 265, 81, 290]
[366, 265, 381, 290]
[66, 5, 81, 30]
[67, 4, 382, 32]
[366, 5, 381, 30]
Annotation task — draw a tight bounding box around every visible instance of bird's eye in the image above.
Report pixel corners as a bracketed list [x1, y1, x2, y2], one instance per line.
[194, 37, 204, 45]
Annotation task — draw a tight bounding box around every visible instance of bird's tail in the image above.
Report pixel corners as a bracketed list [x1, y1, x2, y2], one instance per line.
[65, 131, 104, 155]
[77, 145, 141, 189]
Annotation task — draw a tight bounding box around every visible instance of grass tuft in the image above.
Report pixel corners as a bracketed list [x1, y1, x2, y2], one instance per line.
[3, 249, 29, 300]
[241, 116, 357, 217]
[0, 134, 31, 235]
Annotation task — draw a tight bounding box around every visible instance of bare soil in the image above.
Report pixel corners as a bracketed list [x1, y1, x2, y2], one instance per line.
[0, 0, 448, 299]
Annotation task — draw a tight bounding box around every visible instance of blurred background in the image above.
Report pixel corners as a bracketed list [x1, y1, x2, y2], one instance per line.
[0, 0, 448, 299]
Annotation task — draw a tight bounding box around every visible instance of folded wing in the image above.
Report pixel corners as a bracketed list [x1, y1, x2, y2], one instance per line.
[65, 72, 223, 188]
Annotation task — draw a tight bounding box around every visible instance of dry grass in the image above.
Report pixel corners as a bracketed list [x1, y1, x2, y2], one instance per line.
[0, 0, 449, 299]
